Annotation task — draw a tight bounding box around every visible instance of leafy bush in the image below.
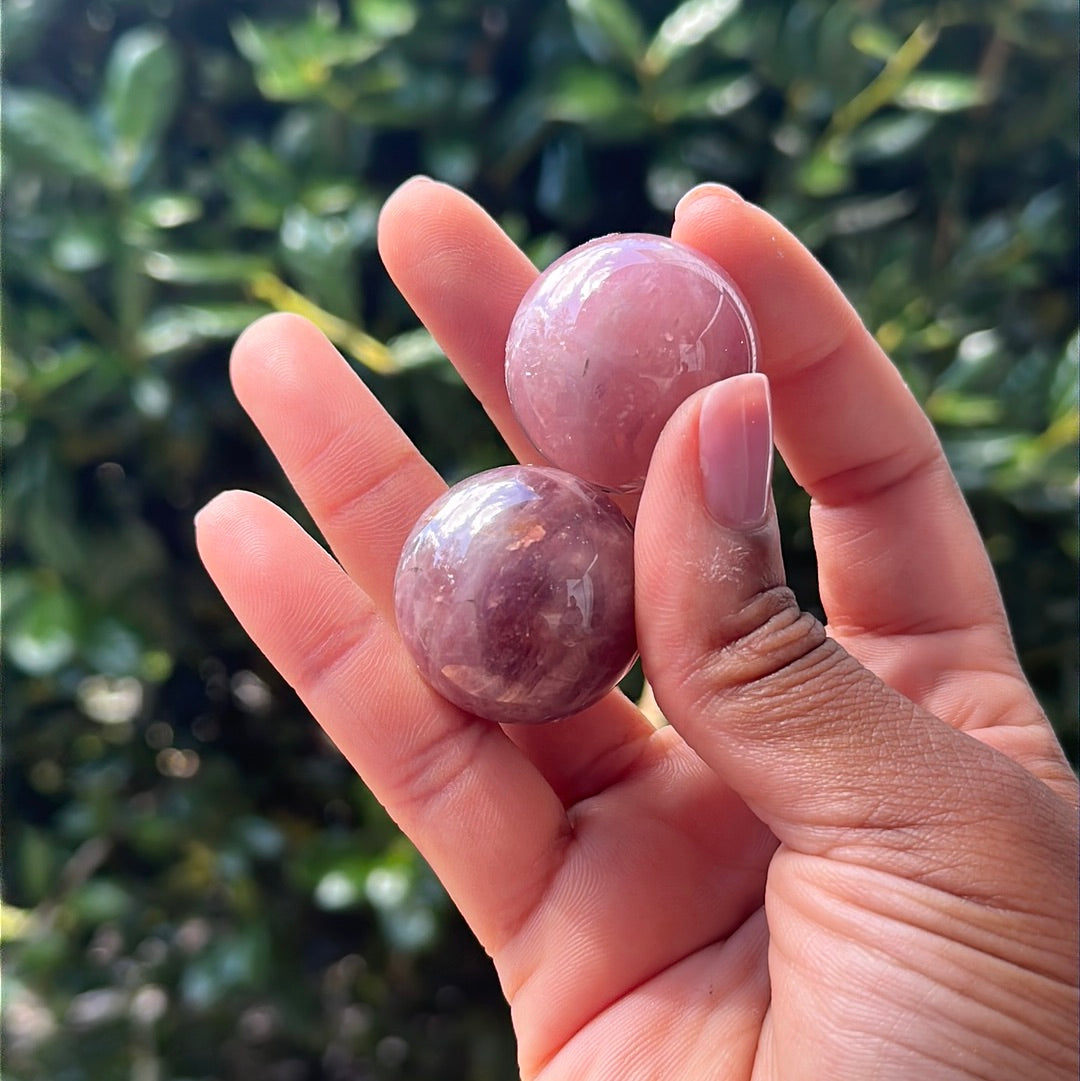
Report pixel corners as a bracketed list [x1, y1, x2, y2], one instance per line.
[3, 0, 1076, 1078]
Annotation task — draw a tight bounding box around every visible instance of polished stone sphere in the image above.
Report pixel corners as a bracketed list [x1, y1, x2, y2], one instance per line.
[393, 466, 637, 724]
[506, 233, 757, 492]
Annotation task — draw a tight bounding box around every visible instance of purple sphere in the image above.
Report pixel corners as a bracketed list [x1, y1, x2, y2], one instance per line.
[506, 233, 757, 492]
[393, 466, 637, 725]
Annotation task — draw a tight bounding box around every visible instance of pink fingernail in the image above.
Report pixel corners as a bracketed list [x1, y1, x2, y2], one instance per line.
[674, 182, 744, 221]
[387, 174, 437, 200]
[698, 373, 773, 530]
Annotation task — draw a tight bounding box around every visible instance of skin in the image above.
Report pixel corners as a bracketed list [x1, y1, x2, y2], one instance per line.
[196, 179, 1079, 1080]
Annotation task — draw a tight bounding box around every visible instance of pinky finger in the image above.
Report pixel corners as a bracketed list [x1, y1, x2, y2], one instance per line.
[194, 490, 570, 957]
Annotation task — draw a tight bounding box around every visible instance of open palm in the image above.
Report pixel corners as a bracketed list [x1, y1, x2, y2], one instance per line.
[197, 180, 1078, 1080]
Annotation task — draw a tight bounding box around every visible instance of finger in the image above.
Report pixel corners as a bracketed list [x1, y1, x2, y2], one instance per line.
[379, 178, 657, 755]
[194, 489, 569, 956]
[229, 314, 657, 805]
[635, 374, 1075, 904]
[377, 176, 540, 464]
[230, 312, 443, 615]
[670, 187, 1028, 722]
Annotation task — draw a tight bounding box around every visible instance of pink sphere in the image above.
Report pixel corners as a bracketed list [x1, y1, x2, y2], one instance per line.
[393, 466, 637, 725]
[506, 233, 757, 492]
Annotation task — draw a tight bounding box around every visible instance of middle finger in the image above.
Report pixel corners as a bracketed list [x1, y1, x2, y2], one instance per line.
[230, 210, 659, 804]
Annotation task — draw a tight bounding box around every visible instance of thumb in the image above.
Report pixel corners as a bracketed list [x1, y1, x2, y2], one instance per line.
[635, 373, 1057, 880]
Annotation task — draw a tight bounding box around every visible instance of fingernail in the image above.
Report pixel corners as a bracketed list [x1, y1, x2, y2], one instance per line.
[674, 182, 744, 221]
[698, 373, 773, 530]
[193, 495, 221, 535]
[387, 174, 437, 200]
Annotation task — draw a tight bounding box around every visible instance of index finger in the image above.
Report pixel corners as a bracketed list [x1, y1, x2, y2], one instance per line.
[670, 187, 1027, 701]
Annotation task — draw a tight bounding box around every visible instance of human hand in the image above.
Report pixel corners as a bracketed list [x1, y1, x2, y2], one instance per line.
[195, 179, 1078, 1080]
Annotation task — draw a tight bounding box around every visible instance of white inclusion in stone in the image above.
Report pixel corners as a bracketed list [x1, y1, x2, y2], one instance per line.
[683, 292, 727, 372]
[565, 553, 599, 630]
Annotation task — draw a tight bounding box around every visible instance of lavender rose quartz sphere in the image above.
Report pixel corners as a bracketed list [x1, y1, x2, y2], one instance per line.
[506, 233, 758, 492]
[393, 466, 637, 725]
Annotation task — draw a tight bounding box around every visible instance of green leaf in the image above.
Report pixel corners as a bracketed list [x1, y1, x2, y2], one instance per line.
[0, 904, 36, 942]
[797, 145, 852, 196]
[70, 879, 134, 925]
[51, 218, 111, 272]
[14, 828, 62, 907]
[314, 855, 369, 910]
[220, 137, 297, 228]
[138, 303, 270, 357]
[351, 0, 417, 39]
[102, 26, 182, 183]
[1048, 330, 1079, 422]
[897, 74, 987, 113]
[278, 203, 373, 317]
[926, 390, 1004, 426]
[846, 112, 934, 162]
[567, 0, 646, 69]
[646, 162, 699, 212]
[644, 0, 741, 75]
[0, 569, 34, 621]
[386, 328, 447, 371]
[180, 929, 271, 1007]
[20, 343, 99, 398]
[546, 67, 636, 125]
[943, 432, 1026, 493]
[13, 445, 85, 576]
[142, 250, 272, 285]
[5, 584, 80, 676]
[134, 193, 203, 229]
[660, 73, 759, 120]
[849, 21, 900, 61]
[232, 16, 381, 101]
[421, 138, 480, 186]
[3, 88, 109, 184]
[824, 190, 917, 236]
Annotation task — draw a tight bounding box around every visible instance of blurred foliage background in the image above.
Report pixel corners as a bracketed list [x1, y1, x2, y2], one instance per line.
[2, 0, 1077, 1077]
